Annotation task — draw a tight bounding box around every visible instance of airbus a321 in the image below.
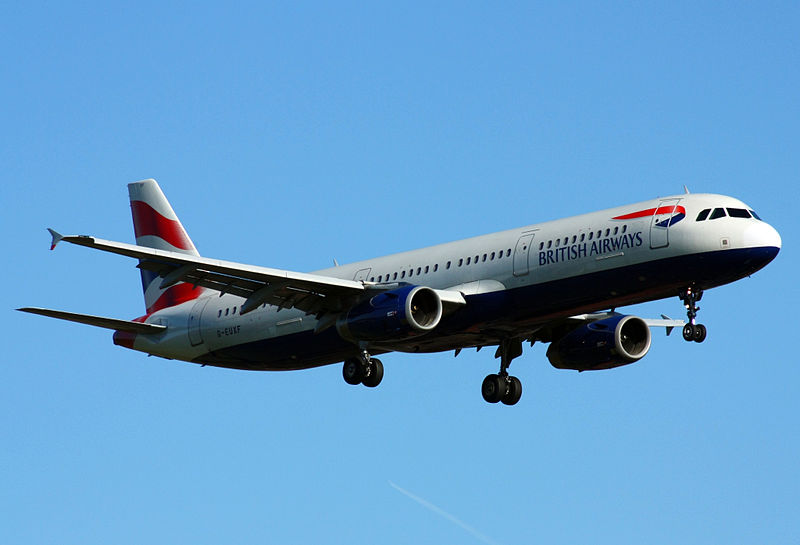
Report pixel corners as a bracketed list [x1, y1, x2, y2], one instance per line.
[19, 180, 781, 405]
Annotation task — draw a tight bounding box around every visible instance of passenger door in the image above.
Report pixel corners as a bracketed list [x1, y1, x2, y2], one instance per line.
[650, 199, 681, 249]
[513, 233, 536, 276]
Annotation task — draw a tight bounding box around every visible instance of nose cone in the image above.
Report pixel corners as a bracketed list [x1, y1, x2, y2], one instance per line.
[743, 221, 782, 251]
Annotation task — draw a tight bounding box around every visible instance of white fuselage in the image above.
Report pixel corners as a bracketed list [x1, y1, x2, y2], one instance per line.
[128, 193, 780, 370]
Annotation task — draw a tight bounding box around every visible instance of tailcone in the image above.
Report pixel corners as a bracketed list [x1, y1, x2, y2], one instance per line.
[113, 330, 137, 349]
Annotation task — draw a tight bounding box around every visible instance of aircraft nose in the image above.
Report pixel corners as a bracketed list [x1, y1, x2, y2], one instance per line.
[743, 220, 782, 250]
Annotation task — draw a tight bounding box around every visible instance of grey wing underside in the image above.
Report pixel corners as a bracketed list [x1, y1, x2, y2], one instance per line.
[47, 231, 466, 317]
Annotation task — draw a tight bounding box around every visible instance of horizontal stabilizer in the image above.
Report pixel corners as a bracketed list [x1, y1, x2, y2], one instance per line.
[17, 307, 166, 334]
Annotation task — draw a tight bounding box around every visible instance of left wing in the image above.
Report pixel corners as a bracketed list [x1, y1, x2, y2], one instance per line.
[16, 307, 166, 334]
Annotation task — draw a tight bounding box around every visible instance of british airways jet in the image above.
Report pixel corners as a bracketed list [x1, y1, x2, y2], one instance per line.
[19, 180, 781, 405]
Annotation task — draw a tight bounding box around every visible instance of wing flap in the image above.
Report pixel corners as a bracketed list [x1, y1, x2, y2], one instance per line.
[17, 307, 166, 334]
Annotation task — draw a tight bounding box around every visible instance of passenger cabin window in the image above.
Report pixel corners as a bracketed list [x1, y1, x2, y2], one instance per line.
[696, 209, 711, 221]
[446, 261, 451, 269]
[622, 225, 627, 233]
[709, 208, 727, 220]
[506, 249, 511, 257]
[727, 208, 751, 218]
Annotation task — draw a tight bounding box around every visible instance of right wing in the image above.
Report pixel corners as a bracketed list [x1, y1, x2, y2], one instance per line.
[47, 230, 466, 316]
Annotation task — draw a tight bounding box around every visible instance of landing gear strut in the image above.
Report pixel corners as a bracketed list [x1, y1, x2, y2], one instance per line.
[342, 350, 384, 388]
[679, 287, 707, 343]
[482, 339, 524, 405]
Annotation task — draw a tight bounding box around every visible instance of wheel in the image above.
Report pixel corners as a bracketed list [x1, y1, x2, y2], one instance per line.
[501, 376, 522, 406]
[693, 323, 707, 343]
[682, 323, 695, 342]
[342, 358, 365, 385]
[362, 358, 384, 388]
[481, 374, 505, 404]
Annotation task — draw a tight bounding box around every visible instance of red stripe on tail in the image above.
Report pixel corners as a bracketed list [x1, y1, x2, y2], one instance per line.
[146, 283, 203, 314]
[130, 201, 194, 251]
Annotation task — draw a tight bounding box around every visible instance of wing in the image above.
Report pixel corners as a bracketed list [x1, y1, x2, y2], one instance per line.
[48, 230, 465, 316]
[530, 311, 685, 342]
[17, 307, 166, 334]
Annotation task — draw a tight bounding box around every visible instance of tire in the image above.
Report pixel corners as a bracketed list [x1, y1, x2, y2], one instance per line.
[342, 358, 365, 385]
[481, 374, 505, 404]
[502, 376, 522, 406]
[362, 358, 384, 388]
[693, 324, 707, 343]
[682, 323, 695, 342]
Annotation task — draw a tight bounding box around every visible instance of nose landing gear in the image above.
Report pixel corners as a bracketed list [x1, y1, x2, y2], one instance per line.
[482, 339, 524, 405]
[679, 287, 707, 343]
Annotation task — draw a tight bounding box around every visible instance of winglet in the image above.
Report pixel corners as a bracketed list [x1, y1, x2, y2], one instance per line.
[47, 228, 64, 251]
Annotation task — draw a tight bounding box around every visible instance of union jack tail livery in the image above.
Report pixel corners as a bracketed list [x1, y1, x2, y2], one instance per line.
[128, 179, 203, 313]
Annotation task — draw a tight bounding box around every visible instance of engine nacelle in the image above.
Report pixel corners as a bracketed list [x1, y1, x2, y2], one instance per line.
[336, 285, 443, 342]
[546, 314, 651, 371]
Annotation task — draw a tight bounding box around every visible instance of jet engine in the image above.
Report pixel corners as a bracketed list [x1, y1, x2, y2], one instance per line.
[336, 285, 443, 342]
[547, 314, 651, 371]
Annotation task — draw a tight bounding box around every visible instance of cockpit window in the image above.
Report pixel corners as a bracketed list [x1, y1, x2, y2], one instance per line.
[727, 208, 751, 219]
[749, 210, 762, 220]
[696, 208, 711, 221]
[709, 208, 727, 220]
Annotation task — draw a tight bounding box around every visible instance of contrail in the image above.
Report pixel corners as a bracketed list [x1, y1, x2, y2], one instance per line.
[388, 481, 503, 545]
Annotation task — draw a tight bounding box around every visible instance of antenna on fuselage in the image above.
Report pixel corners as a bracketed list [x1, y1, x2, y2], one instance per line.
[684, 185, 691, 194]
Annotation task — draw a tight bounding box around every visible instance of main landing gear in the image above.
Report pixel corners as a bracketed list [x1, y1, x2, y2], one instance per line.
[342, 351, 384, 388]
[482, 339, 523, 406]
[679, 287, 707, 343]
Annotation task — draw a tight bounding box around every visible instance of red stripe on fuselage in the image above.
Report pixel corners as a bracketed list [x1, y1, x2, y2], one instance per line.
[612, 205, 686, 220]
[130, 200, 194, 251]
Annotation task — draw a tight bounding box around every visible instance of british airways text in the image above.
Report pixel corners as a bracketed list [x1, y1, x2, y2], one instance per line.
[539, 232, 643, 266]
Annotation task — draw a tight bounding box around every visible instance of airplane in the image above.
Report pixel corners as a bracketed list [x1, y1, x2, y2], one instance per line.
[18, 179, 781, 405]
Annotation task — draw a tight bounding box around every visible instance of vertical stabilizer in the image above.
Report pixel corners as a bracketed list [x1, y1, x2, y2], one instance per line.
[128, 179, 204, 313]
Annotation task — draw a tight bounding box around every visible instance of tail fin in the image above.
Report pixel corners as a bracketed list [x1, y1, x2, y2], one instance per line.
[128, 179, 204, 314]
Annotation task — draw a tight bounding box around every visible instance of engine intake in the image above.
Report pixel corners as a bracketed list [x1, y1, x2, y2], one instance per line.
[547, 314, 651, 371]
[336, 285, 442, 342]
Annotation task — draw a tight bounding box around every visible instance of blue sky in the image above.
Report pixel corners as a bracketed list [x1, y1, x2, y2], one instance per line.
[2, 2, 798, 543]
